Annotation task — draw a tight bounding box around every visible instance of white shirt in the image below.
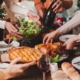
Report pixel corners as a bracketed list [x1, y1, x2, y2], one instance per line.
[0, 0, 29, 29]
[57, 11, 80, 38]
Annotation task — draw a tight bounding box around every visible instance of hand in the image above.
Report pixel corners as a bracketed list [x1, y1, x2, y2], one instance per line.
[38, 9, 46, 24]
[43, 30, 60, 44]
[63, 36, 79, 50]
[38, 8, 46, 19]
[52, 0, 63, 13]
[28, 10, 41, 25]
[1, 57, 36, 79]
[5, 22, 22, 39]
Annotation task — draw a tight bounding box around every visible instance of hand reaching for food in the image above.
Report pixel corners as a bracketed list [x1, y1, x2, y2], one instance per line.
[63, 35, 79, 50]
[27, 10, 41, 25]
[43, 30, 60, 44]
[1, 57, 36, 79]
[5, 22, 22, 39]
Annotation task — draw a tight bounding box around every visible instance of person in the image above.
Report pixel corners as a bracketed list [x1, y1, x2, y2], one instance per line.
[34, 0, 73, 20]
[0, 53, 36, 80]
[43, 11, 80, 50]
[0, 0, 41, 39]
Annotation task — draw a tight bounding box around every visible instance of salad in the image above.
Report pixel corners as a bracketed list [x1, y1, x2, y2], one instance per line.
[18, 18, 41, 40]
[50, 55, 60, 63]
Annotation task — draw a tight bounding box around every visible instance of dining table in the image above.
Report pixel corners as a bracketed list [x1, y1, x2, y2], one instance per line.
[9, 37, 80, 80]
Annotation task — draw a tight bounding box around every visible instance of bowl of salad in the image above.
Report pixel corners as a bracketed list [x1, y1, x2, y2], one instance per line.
[16, 18, 42, 40]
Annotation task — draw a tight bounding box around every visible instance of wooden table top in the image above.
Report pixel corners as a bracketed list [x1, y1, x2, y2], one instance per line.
[10, 50, 80, 80]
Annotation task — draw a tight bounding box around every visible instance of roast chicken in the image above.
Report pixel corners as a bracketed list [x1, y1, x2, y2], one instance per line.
[35, 42, 62, 57]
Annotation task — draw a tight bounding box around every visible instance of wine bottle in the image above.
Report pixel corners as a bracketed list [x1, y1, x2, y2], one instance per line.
[43, 0, 56, 27]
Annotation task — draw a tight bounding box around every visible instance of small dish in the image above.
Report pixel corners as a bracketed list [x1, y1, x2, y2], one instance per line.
[0, 63, 9, 69]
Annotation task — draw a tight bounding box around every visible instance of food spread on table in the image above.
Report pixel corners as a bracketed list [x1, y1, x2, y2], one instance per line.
[35, 42, 68, 62]
[0, 16, 80, 79]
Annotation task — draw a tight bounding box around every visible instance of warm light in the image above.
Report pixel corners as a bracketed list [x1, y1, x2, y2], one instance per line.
[17, 2, 20, 5]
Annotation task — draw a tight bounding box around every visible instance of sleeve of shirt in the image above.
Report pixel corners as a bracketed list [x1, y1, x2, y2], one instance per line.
[4, 0, 29, 16]
[57, 11, 80, 35]
[0, 20, 5, 29]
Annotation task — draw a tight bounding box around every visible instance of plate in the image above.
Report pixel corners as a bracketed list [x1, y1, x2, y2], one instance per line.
[60, 51, 69, 61]
[0, 63, 9, 69]
[0, 41, 20, 51]
[72, 56, 80, 70]
[59, 34, 80, 43]
[50, 51, 69, 62]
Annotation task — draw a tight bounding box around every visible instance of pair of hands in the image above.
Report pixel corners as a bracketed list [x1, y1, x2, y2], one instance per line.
[5, 10, 41, 39]
[38, 0, 64, 19]
[1, 53, 36, 79]
[43, 30, 78, 50]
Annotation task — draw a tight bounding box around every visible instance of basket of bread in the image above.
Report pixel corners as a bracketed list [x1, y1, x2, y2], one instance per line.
[7, 46, 42, 63]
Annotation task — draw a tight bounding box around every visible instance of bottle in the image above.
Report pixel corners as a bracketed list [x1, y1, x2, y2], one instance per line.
[43, 0, 56, 28]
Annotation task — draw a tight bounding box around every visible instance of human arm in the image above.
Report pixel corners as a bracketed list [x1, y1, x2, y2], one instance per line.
[63, 35, 80, 50]
[4, 0, 41, 24]
[0, 57, 36, 79]
[34, 0, 46, 19]
[0, 20, 22, 39]
[52, 0, 73, 13]
[4, 0, 28, 16]
[43, 12, 80, 44]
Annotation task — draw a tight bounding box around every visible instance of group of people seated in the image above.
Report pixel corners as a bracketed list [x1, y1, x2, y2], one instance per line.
[0, 0, 80, 79]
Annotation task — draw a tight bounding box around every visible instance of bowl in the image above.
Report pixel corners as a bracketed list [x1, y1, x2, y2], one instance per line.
[18, 19, 42, 40]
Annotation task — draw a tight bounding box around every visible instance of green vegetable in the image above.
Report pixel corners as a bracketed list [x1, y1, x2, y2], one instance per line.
[50, 55, 60, 63]
[19, 18, 41, 40]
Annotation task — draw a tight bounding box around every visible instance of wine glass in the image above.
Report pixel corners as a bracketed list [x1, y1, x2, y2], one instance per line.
[3, 29, 13, 50]
[37, 54, 50, 80]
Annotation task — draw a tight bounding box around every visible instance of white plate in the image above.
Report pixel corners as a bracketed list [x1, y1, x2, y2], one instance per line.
[72, 56, 80, 70]
[59, 51, 69, 61]
[0, 41, 20, 51]
[0, 63, 9, 69]
[59, 34, 80, 42]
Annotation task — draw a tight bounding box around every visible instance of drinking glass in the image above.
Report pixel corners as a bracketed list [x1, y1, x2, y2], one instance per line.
[3, 29, 13, 50]
[37, 55, 50, 80]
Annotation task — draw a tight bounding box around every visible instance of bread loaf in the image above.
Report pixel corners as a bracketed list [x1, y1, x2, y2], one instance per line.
[61, 62, 80, 80]
[51, 70, 71, 80]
